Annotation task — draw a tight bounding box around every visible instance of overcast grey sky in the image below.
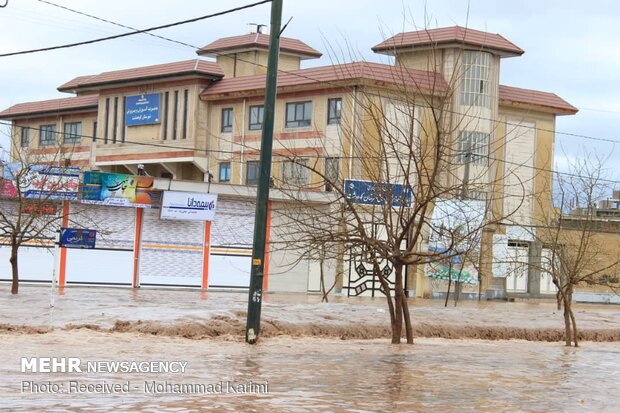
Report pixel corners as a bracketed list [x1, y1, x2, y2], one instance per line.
[0, 0, 618, 184]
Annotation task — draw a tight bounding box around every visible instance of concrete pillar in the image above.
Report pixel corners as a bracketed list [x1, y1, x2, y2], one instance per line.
[528, 240, 543, 296]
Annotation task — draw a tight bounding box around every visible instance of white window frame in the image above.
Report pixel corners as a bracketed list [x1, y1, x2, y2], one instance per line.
[457, 131, 489, 166]
[460, 51, 491, 107]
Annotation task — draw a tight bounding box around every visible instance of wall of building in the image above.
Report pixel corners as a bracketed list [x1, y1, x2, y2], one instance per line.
[11, 112, 96, 167]
[216, 51, 301, 78]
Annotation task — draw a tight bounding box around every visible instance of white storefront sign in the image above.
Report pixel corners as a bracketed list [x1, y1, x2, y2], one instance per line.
[160, 191, 218, 221]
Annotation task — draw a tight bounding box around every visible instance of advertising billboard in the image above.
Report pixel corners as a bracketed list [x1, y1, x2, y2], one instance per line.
[160, 191, 218, 221]
[0, 164, 80, 201]
[81, 171, 155, 208]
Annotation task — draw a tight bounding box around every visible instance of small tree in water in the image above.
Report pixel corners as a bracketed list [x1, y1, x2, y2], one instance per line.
[536, 155, 620, 347]
[0, 128, 81, 294]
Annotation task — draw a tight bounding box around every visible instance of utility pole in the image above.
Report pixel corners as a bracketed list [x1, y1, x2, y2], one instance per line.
[460, 140, 471, 200]
[455, 140, 472, 303]
[245, 0, 282, 344]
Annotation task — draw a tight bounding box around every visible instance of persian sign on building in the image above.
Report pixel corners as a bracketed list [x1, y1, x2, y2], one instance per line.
[0, 164, 80, 200]
[60, 228, 97, 249]
[160, 191, 218, 221]
[81, 171, 155, 208]
[344, 179, 412, 207]
[125, 93, 160, 126]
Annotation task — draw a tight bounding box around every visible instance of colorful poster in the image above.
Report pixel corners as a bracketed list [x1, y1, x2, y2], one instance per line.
[160, 191, 218, 221]
[81, 171, 155, 208]
[0, 164, 80, 200]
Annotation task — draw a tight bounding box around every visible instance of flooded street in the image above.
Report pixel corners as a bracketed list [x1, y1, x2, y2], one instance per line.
[1, 285, 619, 411]
[1, 332, 619, 412]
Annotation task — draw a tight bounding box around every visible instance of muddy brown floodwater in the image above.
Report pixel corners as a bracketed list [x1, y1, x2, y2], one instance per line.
[1, 285, 620, 412]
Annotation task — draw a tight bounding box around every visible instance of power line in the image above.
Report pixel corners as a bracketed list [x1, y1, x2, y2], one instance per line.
[2, 120, 619, 185]
[34, 0, 200, 50]
[0, 0, 271, 57]
[19, 1, 620, 148]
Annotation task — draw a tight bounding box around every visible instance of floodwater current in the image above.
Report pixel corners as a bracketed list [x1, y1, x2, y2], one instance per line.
[1, 332, 619, 412]
[0, 286, 619, 411]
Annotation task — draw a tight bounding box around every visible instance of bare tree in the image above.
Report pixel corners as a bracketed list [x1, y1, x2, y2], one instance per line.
[269, 44, 524, 344]
[0, 128, 81, 294]
[535, 155, 620, 347]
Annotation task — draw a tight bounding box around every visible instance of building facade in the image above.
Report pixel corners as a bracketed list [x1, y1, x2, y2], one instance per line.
[0, 27, 578, 298]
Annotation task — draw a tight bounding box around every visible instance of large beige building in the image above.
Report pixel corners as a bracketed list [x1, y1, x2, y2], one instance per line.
[0, 27, 578, 298]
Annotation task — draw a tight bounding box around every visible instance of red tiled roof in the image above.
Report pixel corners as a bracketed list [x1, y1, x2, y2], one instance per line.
[57, 75, 97, 92]
[197, 33, 322, 59]
[372, 26, 524, 57]
[57, 59, 223, 91]
[201, 61, 447, 98]
[499, 85, 578, 115]
[0, 95, 99, 119]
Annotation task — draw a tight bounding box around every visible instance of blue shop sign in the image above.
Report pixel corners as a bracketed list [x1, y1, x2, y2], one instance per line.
[344, 179, 412, 207]
[60, 228, 97, 249]
[125, 93, 160, 126]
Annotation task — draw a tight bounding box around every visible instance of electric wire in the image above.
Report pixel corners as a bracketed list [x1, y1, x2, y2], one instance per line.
[34, 0, 201, 50]
[0, 2, 618, 183]
[0, 0, 271, 57]
[2, 120, 619, 185]
[14, 1, 620, 148]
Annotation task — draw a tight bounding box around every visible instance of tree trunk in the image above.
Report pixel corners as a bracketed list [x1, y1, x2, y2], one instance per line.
[567, 286, 578, 347]
[393, 287, 403, 344]
[397, 264, 414, 344]
[10, 240, 19, 295]
[375, 261, 397, 344]
[562, 292, 572, 346]
[319, 258, 328, 303]
[392, 263, 412, 344]
[444, 262, 452, 307]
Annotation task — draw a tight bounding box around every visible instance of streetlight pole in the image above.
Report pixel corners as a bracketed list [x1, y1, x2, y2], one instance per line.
[245, 0, 282, 344]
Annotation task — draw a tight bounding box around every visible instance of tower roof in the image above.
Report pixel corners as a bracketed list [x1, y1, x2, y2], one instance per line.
[372, 26, 524, 57]
[197, 33, 322, 59]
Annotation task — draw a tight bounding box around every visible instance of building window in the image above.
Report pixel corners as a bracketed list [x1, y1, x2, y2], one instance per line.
[286, 101, 312, 128]
[20, 127, 30, 148]
[93, 121, 98, 142]
[173, 90, 179, 140]
[39, 124, 57, 146]
[457, 131, 489, 165]
[324, 157, 339, 191]
[460, 51, 491, 107]
[327, 98, 342, 125]
[104, 97, 110, 144]
[282, 159, 308, 186]
[221, 108, 233, 133]
[63, 122, 82, 144]
[163, 91, 169, 140]
[113, 96, 119, 144]
[182, 89, 188, 139]
[249, 105, 264, 130]
[246, 161, 260, 185]
[121, 97, 126, 143]
[219, 162, 231, 182]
